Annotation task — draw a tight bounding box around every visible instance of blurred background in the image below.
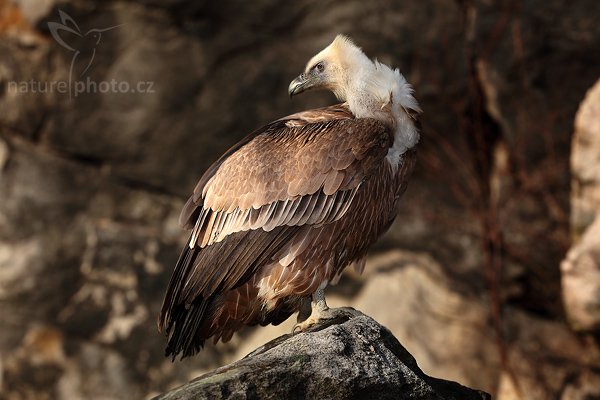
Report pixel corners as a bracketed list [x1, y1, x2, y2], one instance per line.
[0, 0, 599, 399]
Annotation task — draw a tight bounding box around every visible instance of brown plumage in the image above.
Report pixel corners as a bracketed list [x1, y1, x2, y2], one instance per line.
[158, 35, 421, 359]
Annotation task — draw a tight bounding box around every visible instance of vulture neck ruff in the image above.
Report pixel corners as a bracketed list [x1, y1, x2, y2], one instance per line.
[325, 37, 420, 168]
[345, 62, 420, 168]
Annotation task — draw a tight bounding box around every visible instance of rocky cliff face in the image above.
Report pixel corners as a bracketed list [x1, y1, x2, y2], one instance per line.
[1, 0, 599, 399]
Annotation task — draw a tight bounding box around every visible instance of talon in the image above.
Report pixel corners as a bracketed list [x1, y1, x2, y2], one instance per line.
[292, 314, 319, 334]
[292, 288, 358, 334]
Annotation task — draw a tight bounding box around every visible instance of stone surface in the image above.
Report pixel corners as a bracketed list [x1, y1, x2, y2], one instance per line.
[334, 251, 500, 392]
[496, 309, 600, 400]
[155, 313, 491, 400]
[561, 79, 600, 332]
[561, 218, 600, 332]
[570, 79, 600, 235]
[1, 0, 599, 399]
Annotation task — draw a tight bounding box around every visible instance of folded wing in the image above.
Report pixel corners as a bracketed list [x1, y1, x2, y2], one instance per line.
[158, 104, 392, 358]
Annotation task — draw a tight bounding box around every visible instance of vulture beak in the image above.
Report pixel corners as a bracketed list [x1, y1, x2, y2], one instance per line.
[288, 72, 314, 97]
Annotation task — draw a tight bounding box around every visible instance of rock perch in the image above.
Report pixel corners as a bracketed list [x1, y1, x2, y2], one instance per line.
[154, 311, 491, 400]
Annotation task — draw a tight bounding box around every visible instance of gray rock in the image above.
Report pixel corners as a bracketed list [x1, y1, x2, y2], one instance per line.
[155, 313, 490, 400]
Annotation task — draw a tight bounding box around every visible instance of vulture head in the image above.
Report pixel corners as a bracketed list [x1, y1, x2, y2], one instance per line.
[288, 35, 372, 101]
[288, 34, 420, 126]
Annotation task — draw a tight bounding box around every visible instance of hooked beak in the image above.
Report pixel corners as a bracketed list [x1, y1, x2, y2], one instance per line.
[288, 72, 313, 97]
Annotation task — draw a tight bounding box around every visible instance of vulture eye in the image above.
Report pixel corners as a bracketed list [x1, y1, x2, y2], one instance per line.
[314, 62, 325, 73]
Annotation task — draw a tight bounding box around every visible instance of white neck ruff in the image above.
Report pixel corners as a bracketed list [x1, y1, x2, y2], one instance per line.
[344, 61, 420, 168]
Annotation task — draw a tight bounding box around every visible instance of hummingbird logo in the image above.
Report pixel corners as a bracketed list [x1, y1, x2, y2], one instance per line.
[48, 10, 122, 94]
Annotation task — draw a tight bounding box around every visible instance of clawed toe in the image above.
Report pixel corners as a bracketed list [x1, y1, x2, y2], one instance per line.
[292, 306, 361, 334]
[292, 289, 362, 335]
[292, 314, 320, 334]
[292, 323, 303, 335]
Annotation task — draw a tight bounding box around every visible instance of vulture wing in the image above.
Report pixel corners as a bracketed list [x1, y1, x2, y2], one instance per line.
[158, 104, 393, 358]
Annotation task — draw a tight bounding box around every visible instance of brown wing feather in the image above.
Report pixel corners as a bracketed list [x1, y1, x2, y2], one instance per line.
[201, 118, 389, 212]
[159, 104, 393, 359]
[186, 114, 391, 248]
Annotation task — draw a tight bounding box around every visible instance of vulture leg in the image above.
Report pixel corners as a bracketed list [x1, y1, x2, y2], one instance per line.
[292, 288, 360, 333]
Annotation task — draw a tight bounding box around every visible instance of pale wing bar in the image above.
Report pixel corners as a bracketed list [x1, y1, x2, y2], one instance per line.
[188, 186, 359, 249]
